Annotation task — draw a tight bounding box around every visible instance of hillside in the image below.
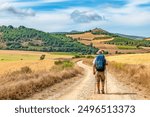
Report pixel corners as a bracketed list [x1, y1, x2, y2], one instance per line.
[0, 25, 98, 54]
[67, 28, 150, 54]
[106, 37, 150, 47]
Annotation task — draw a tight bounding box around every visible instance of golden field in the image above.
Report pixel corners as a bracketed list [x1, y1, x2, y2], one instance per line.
[0, 50, 73, 75]
[0, 50, 80, 99]
[107, 53, 150, 65]
[0, 60, 54, 75]
[67, 32, 106, 40]
[67, 32, 115, 51]
[107, 53, 150, 99]
[83, 53, 150, 99]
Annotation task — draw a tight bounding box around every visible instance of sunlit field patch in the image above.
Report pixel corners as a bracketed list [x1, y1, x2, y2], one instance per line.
[107, 53, 150, 65]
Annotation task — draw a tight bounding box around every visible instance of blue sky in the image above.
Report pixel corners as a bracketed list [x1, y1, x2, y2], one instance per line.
[0, 0, 150, 37]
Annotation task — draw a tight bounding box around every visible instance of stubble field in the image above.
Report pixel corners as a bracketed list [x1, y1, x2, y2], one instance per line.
[0, 50, 73, 75]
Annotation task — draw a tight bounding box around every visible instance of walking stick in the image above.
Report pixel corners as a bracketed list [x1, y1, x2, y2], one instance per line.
[105, 69, 107, 94]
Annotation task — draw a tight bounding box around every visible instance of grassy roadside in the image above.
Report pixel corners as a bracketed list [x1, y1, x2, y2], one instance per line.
[108, 62, 150, 99]
[0, 60, 82, 100]
[82, 56, 150, 99]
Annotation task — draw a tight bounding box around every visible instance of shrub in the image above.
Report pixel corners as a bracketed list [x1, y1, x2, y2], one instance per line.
[62, 61, 74, 68]
[40, 54, 46, 60]
[53, 60, 74, 71]
[103, 51, 109, 54]
[54, 60, 63, 65]
[86, 55, 94, 58]
[73, 54, 86, 58]
[21, 66, 32, 73]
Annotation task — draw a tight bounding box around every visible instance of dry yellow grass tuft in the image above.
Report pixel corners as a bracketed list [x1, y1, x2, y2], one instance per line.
[0, 62, 82, 99]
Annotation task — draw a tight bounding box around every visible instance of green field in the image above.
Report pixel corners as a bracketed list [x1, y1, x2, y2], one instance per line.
[0, 54, 39, 62]
[117, 45, 138, 49]
[51, 52, 77, 56]
[106, 37, 150, 47]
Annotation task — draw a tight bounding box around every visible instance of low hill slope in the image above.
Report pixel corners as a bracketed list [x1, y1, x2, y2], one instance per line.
[0, 25, 98, 54]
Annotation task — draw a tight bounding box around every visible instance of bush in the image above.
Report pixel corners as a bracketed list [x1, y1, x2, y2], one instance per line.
[40, 54, 46, 60]
[103, 51, 109, 54]
[62, 61, 74, 68]
[86, 55, 94, 58]
[54, 60, 63, 65]
[54, 60, 74, 70]
[21, 66, 32, 73]
[73, 54, 86, 58]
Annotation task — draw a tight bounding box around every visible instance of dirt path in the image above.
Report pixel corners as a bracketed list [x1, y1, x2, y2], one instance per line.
[28, 61, 140, 100]
[55, 61, 95, 100]
[50, 61, 138, 100]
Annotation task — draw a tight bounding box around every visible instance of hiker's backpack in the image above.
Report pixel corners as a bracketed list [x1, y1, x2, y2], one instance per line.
[95, 54, 106, 71]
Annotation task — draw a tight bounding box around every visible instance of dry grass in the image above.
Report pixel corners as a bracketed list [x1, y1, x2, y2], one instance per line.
[0, 50, 77, 99]
[0, 60, 54, 75]
[108, 62, 150, 98]
[107, 53, 150, 98]
[83, 54, 150, 98]
[0, 62, 82, 99]
[92, 42, 117, 49]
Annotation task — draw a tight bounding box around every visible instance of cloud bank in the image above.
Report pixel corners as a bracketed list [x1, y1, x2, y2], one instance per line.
[70, 10, 105, 23]
[0, 0, 150, 36]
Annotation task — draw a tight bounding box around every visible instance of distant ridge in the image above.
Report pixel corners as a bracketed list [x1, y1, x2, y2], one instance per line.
[115, 33, 145, 40]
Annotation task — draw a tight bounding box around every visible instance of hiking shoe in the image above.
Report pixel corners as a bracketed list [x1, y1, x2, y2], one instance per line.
[97, 90, 100, 94]
[101, 90, 105, 94]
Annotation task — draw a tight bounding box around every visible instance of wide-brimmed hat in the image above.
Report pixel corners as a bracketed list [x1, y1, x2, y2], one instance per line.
[96, 50, 104, 54]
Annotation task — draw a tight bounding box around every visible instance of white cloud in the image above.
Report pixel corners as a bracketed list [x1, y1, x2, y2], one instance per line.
[101, 0, 150, 26]
[0, 9, 72, 32]
[70, 10, 105, 23]
[0, 0, 150, 36]
[0, 3, 35, 16]
[127, 0, 150, 6]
